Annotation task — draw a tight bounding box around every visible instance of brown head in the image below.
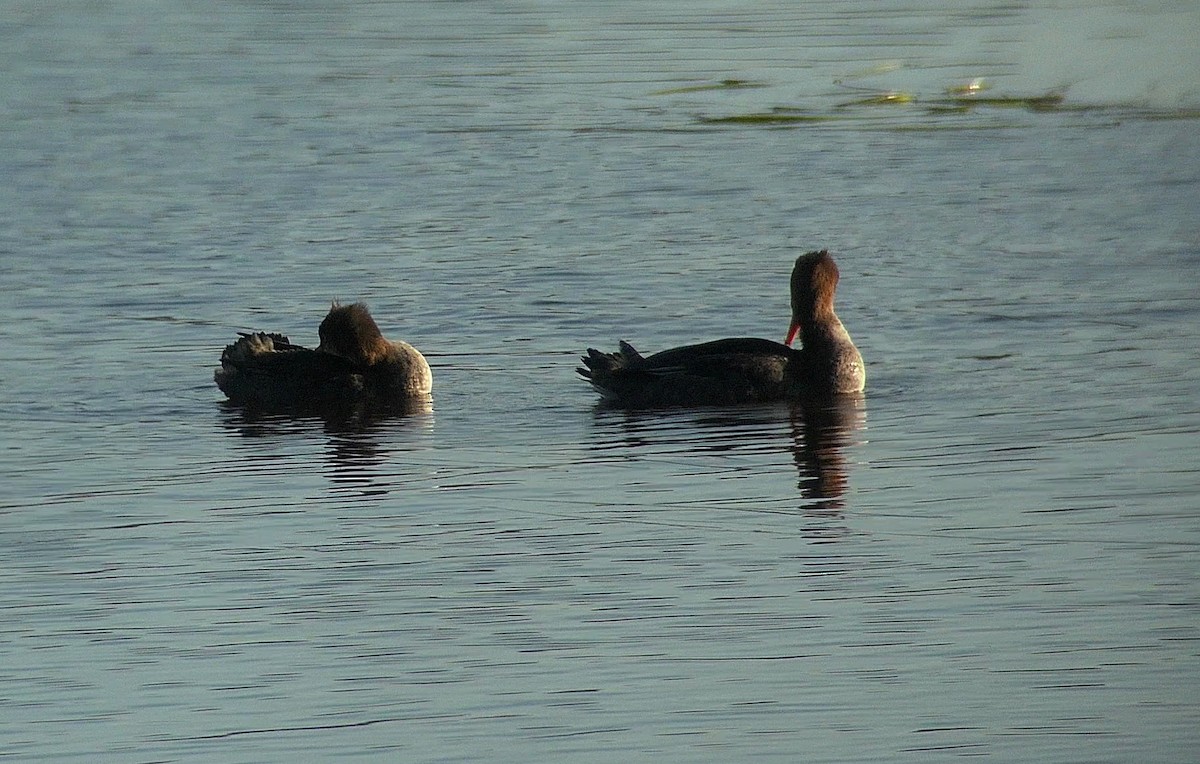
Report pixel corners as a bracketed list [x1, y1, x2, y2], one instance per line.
[785, 249, 840, 346]
[317, 302, 389, 365]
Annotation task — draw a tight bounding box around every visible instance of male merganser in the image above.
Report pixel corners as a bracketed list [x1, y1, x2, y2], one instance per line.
[215, 302, 432, 411]
[578, 250, 864, 407]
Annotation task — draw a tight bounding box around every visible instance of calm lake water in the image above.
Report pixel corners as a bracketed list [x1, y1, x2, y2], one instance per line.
[2, 0, 1199, 761]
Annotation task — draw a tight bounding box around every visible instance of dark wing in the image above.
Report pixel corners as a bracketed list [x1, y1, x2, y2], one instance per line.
[236, 331, 306, 352]
[217, 333, 360, 408]
[580, 338, 795, 407]
[641, 338, 792, 374]
[228, 347, 354, 378]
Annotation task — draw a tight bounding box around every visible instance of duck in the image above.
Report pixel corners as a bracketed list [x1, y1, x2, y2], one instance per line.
[577, 250, 864, 407]
[214, 302, 432, 411]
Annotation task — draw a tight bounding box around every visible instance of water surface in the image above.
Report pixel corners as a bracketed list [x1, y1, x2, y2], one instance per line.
[2, 1, 1198, 761]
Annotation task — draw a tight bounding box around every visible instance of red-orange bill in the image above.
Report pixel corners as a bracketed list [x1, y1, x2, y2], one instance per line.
[785, 320, 800, 346]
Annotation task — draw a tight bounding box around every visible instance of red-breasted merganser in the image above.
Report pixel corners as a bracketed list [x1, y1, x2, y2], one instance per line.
[578, 250, 864, 407]
[215, 302, 432, 410]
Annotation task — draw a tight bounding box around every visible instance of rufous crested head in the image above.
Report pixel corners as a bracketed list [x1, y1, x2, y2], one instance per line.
[317, 302, 389, 364]
[786, 250, 840, 345]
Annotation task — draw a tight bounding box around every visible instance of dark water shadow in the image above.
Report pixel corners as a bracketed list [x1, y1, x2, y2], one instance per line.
[215, 396, 433, 496]
[786, 395, 866, 511]
[587, 395, 866, 514]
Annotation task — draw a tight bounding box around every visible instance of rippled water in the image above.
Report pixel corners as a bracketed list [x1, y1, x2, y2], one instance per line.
[2, 1, 1199, 761]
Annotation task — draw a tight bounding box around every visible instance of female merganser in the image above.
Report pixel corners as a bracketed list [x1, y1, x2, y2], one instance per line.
[215, 302, 432, 411]
[578, 250, 864, 407]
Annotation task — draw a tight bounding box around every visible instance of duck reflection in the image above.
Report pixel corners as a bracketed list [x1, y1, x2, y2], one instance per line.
[788, 394, 865, 509]
[589, 394, 865, 514]
[216, 396, 433, 496]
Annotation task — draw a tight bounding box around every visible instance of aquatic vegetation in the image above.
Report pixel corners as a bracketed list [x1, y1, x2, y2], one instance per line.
[696, 74, 1073, 127]
[674, 71, 1197, 128]
[941, 89, 1066, 111]
[651, 79, 768, 96]
[842, 77, 1066, 112]
[946, 77, 989, 96]
[836, 91, 916, 108]
[698, 108, 835, 125]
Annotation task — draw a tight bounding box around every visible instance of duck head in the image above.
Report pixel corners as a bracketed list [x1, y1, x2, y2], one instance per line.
[785, 249, 839, 346]
[317, 302, 388, 365]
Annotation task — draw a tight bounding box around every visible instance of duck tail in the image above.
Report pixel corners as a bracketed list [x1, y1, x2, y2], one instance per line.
[576, 341, 643, 384]
[220, 332, 292, 368]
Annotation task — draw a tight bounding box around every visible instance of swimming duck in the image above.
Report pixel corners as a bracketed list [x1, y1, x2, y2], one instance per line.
[215, 302, 432, 411]
[578, 250, 864, 407]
